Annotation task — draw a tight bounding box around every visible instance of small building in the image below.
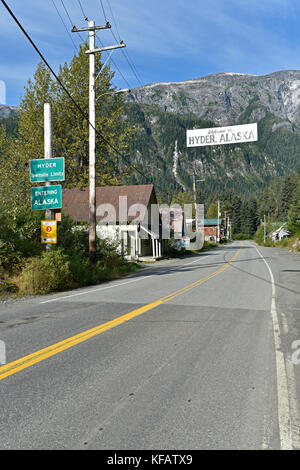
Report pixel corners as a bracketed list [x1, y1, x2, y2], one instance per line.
[271, 224, 290, 242]
[62, 184, 168, 260]
[204, 219, 223, 242]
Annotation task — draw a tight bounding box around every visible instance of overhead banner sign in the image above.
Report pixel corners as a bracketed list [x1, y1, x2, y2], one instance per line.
[30, 157, 65, 182]
[41, 220, 57, 244]
[186, 123, 258, 147]
[31, 185, 62, 210]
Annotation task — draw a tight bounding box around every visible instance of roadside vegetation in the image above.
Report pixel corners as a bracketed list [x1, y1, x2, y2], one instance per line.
[0, 212, 139, 298]
[253, 173, 300, 252]
[0, 44, 139, 298]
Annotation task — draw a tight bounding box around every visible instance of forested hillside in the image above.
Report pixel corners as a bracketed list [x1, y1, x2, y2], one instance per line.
[1, 70, 300, 237]
[124, 102, 300, 205]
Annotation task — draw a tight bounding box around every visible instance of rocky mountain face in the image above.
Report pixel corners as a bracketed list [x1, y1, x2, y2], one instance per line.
[0, 105, 19, 119]
[1, 71, 300, 201]
[129, 71, 300, 127]
[125, 71, 300, 200]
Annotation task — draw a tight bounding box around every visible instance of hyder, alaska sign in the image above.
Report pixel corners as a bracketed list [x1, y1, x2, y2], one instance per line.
[30, 157, 65, 182]
[31, 185, 62, 210]
[186, 123, 258, 147]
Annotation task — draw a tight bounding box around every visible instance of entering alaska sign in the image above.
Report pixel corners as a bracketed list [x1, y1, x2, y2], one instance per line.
[186, 123, 258, 147]
[31, 185, 62, 210]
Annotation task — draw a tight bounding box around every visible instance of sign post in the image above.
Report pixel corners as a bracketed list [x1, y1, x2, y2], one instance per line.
[29, 104, 64, 247]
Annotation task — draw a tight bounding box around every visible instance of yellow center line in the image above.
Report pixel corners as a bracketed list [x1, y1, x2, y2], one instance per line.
[0, 245, 241, 381]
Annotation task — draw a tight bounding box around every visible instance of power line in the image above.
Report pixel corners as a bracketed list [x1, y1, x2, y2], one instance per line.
[0, 0, 145, 177]
[102, 0, 144, 87]
[51, 0, 78, 51]
[99, 0, 107, 22]
[95, 32, 132, 90]
[77, 0, 88, 21]
[106, 0, 121, 40]
[60, 0, 74, 27]
[60, 0, 85, 42]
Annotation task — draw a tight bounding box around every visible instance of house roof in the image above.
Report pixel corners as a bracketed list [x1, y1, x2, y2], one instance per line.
[204, 219, 223, 226]
[62, 184, 155, 223]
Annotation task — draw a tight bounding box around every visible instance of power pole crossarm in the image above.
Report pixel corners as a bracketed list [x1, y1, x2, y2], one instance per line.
[71, 22, 111, 32]
[86, 42, 126, 54]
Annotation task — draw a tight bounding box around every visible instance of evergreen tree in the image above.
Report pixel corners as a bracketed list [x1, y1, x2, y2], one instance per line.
[231, 195, 242, 234]
[287, 174, 300, 235]
[206, 202, 218, 218]
[278, 175, 298, 221]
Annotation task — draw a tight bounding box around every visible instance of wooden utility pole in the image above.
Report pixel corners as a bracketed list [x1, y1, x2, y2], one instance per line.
[72, 20, 125, 263]
[217, 200, 220, 243]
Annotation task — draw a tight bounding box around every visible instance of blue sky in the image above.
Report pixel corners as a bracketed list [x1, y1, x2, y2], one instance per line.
[1, 0, 300, 106]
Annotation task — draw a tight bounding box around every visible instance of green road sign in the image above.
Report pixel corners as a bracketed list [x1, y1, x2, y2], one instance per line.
[31, 185, 62, 210]
[30, 157, 65, 182]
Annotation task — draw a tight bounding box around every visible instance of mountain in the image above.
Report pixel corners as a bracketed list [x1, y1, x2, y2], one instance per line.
[0, 105, 19, 118]
[125, 71, 300, 201]
[1, 71, 300, 203]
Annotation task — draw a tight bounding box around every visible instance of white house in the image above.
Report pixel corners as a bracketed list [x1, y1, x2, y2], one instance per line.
[271, 224, 290, 242]
[62, 184, 168, 260]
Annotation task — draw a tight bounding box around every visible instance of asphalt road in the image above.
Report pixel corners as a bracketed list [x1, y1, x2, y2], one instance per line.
[0, 241, 299, 450]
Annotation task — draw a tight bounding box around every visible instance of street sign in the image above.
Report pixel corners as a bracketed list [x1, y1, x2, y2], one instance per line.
[41, 220, 57, 244]
[30, 157, 65, 182]
[31, 185, 62, 210]
[186, 123, 258, 147]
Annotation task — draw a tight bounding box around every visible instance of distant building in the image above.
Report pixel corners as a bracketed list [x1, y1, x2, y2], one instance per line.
[271, 224, 290, 242]
[62, 184, 168, 260]
[204, 219, 224, 241]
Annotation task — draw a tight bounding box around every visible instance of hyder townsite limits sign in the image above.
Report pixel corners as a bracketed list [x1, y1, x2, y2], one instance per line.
[30, 157, 65, 182]
[186, 123, 258, 147]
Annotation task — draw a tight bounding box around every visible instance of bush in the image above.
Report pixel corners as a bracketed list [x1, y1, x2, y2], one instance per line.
[232, 233, 252, 240]
[16, 249, 73, 295]
[57, 213, 89, 255]
[14, 242, 140, 296]
[203, 240, 218, 249]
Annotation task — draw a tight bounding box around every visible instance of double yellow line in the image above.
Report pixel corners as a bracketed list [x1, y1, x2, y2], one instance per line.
[0, 246, 241, 381]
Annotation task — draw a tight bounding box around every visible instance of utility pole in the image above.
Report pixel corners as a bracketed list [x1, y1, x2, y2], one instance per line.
[72, 21, 126, 263]
[192, 172, 205, 233]
[44, 103, 54, 250]
[192, 173, 197, 232]
[264, 214, 266, 244]
[217, 199, 220, 243]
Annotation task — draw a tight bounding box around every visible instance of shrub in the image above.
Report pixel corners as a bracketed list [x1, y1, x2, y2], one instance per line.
[232, 233, 252, 240]
[17, 249, 73, 295]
